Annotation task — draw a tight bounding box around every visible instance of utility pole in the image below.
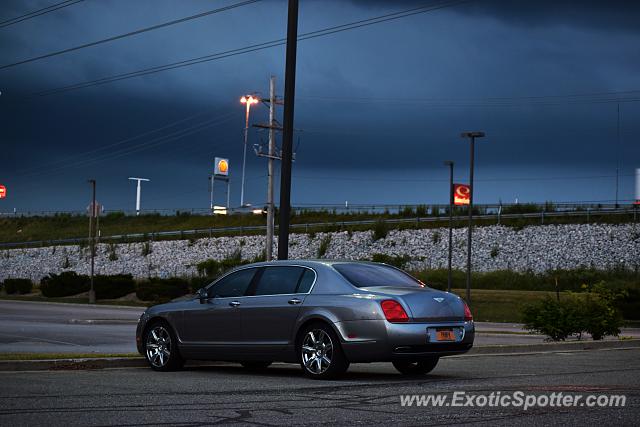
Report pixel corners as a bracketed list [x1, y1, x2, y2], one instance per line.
[88, 179, 96, 304]
[128, 177, 150, 216]
[266, 76, 276, 260]
[278, 0, 299, 260]
[444, 160, 454, 293]
[616, 102, 620, 208]
[460, 131, 485, 305]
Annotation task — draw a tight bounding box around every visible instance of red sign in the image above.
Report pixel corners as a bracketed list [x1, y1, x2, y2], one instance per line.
[453, 184, 471, 206]
[0, 185, 6, 199]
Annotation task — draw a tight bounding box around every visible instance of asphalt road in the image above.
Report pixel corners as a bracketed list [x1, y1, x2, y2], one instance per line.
[2, 300, 639, 354]
[0, 300, 143, 353]
[0, 347, 638, 426]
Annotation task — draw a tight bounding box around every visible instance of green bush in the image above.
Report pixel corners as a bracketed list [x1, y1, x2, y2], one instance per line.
[372, 219, 388, 241]
[196, 250, 253, 279]
[522, 297, 582, 341]
[136, 278, 191, 302]
[317, 235, 332, 258]
[40, 271, 90, 297]
[3, 278, 33, 294]
[371, 253, 411, 269]
[522, 283, 624, 341]
[93, 274, 135, 300]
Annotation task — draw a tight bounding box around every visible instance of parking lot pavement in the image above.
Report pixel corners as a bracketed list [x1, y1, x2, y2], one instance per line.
[1, 300, 638, 353]
[0, 347, 638, 426]
[0, 300, 143, 354]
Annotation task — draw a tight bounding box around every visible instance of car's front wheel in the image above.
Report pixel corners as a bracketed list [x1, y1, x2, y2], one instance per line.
[144, 322, 184, 371]
[299, 323, 349, 379]
[392, 357, 439, 375]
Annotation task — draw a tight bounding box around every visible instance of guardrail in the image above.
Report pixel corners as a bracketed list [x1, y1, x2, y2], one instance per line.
[0, 206, 636, 249]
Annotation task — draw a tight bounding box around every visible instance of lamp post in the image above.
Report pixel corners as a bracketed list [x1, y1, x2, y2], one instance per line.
[240, 95, 259, 207]
[444, 160, 454, 293]
[460, 131, 485, 304]
[128, 177, 150, 216]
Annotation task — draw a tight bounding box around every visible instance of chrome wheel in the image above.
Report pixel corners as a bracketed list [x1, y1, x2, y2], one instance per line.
[145, 325, 172, 368]
[301, 329, 333, 375]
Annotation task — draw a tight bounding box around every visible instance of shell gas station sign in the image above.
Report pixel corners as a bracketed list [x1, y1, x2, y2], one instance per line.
[0, 185, 6, 199]
[214, 158, 229, 177]
[453, 183, 471, 206]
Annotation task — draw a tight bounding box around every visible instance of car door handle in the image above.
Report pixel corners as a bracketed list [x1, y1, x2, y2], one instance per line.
[288, 298, 302, 305]
[229, 301, 241, 307]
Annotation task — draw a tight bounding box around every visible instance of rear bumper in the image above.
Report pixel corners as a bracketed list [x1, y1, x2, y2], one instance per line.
[335, 319, 474, 362]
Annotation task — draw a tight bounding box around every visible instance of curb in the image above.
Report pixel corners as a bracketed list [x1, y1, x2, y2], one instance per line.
[465, 338, 640, 356]
[1, 339, 639, 372]
[0, 357, 147, 372]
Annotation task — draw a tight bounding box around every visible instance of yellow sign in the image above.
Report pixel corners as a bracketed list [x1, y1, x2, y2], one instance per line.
[214, 157, 229, 176]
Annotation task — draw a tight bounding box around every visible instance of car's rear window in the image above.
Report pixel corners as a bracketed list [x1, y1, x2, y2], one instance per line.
[333, 263, 423, 288]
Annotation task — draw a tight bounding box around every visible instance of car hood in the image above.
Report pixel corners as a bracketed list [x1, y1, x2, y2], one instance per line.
[359, 286, 466, 322]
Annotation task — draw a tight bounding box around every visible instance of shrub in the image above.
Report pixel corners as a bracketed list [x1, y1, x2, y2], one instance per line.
[371, 253, 412, 269]
[522, 283, 624, 341]
[196, 250, 248, 279]
[317, 235, 332, 258]
[3, 278, 33, 295]
[372, 219, 388, 241]
[93, 274, 135, 299]
[40, 271, 90, 297]
[136, 278, 191, 302]
[522, 297, 581, 341]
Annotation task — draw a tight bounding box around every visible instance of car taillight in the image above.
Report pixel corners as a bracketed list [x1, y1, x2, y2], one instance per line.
[463, 301, 473, 321]
[381, 300, 409, 323]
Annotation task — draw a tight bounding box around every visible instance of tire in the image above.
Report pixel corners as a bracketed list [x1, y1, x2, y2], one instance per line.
[392, 357, 439, 375]
[299, 322, 349, 379]
[144, 321, 184, 371]
[240, 361, 272, 371]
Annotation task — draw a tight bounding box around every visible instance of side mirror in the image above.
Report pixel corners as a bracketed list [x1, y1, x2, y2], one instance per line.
[197, 288, 208, 304]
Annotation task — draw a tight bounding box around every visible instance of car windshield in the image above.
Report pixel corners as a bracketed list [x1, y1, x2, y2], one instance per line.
[333, 263, 423, 288]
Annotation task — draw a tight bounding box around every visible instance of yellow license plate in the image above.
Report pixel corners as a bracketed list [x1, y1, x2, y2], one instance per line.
[436, 329, 455, 341]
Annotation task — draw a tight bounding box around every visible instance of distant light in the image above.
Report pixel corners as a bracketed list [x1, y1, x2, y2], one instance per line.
[252, 209, 265, 215]
[213, 206, 227, 215]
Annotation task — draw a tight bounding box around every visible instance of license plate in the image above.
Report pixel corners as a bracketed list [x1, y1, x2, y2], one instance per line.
[436, 329, 455, 341]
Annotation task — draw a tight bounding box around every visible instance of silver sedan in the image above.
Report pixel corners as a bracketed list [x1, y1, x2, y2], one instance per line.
[136, 260, 474, 379]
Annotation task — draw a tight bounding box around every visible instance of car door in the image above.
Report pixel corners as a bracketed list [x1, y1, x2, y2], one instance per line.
[179, 267, 258, 358]
[239, 266, 316, 356]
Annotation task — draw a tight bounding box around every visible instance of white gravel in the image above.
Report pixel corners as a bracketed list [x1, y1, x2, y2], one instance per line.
[1, 223, 638, 282]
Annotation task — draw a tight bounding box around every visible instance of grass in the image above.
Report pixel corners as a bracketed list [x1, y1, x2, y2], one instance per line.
[453, 288, 553, 323]
[0, 353, 140, 361]
[0, 208, 636, 246]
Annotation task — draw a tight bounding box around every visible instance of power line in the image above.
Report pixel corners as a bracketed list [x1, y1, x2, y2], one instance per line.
[0, 0, 84, 28]
[293, 173, 636, 184]
[13, 109, 213, 177]
[28, 0, 471, 98]
[15, 111, 238, 180]
[297, 90, 640, 107]
[0, 0, 262, 70]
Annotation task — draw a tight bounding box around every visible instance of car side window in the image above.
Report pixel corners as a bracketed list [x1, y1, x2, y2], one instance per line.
[253, 266, 305, 296]
[208, 268, 256, 298]
[296, 269, 316, 293]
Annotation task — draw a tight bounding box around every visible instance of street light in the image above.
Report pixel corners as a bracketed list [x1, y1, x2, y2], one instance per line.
[240, 95, 259, 207]
[443, 160, 454, 293]
[460, 131, 485, 305]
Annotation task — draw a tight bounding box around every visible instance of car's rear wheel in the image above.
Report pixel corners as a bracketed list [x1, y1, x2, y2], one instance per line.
[299, 323, 349, 379]
[144, 322, 184, 371]
[392, 357, 439, 375]
[240, 361, 272, 371]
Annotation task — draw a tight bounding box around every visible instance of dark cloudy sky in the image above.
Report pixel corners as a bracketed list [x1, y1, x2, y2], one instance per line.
[1, 0, 639, 213]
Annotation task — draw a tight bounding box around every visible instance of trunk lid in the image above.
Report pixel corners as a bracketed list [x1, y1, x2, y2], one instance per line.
[361, 286, 466, 322]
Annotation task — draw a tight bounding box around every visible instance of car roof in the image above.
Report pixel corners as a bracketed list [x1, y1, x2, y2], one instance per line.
[244, 259, 378, 269]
